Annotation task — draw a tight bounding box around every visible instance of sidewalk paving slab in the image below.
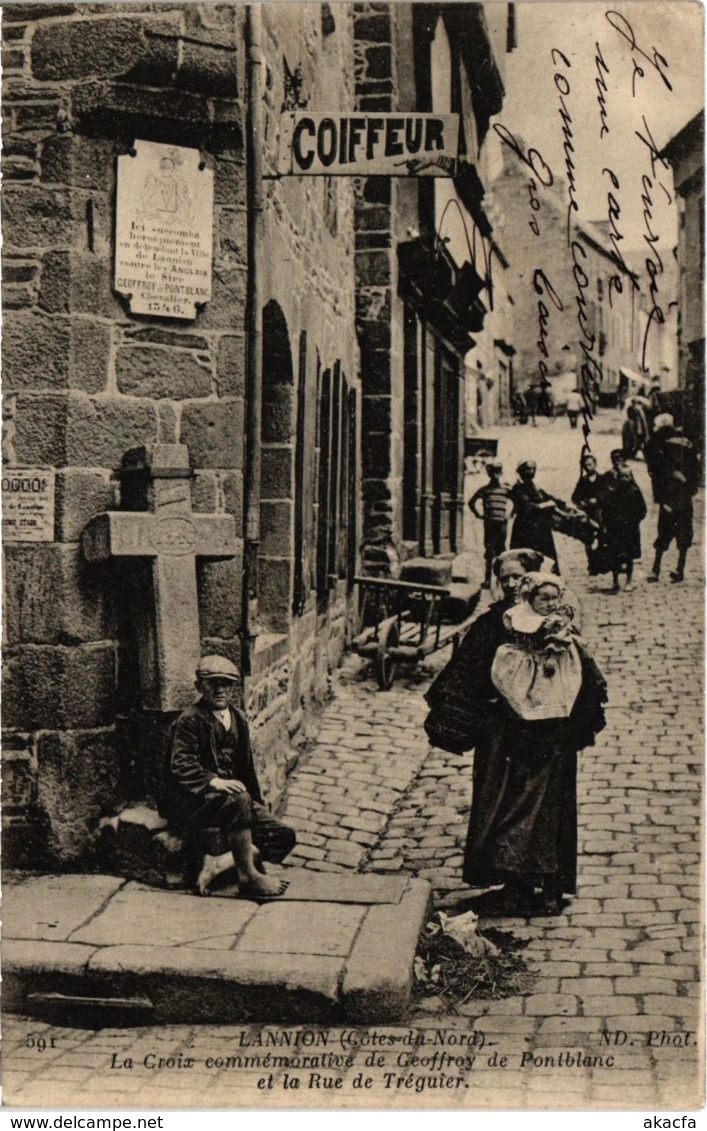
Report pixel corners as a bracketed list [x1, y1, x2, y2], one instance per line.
[3, 871, 430, 1025]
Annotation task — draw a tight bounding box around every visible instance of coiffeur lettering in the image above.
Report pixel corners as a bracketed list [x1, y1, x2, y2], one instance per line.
[292, 115, 446, 170]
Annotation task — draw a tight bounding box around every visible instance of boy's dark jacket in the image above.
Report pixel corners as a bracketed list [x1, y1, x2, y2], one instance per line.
[161, 700, 264, 824]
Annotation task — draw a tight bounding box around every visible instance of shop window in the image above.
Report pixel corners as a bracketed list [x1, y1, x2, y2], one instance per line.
[260, 300, 294, 633]
[316, 363, 356, 605]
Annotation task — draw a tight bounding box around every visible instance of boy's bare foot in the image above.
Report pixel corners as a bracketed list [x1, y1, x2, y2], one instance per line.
[197, 851, 235, 896]
[239, 873, 288, 899]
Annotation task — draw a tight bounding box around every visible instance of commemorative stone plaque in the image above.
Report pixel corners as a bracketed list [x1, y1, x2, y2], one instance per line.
[2, 468, 55, 542]
[115, 140, 213, 320]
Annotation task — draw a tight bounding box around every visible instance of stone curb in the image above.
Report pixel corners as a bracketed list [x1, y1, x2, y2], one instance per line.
[342, 877, 431, 1022]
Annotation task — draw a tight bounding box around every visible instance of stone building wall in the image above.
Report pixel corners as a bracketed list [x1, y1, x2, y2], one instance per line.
[1, 2, 360, 864]
[353, 2, 403, 572]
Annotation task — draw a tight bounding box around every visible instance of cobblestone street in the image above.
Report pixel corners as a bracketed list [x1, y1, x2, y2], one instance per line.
[4, 417, 703, 1109]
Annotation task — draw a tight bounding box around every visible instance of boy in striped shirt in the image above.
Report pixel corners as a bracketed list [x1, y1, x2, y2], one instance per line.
[469, 460, 513, 588]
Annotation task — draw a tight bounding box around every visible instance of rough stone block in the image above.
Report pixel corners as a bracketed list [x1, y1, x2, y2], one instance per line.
[218, 208, 247, 266]
[3, 312, 111, 393]
[4, 543, 115, 645]
[55, 468, 116, 542]
[97, 811, 187, 889]
[221, 470, 244, 528]
[358, 318, 392, 356]
[71, 81, 212, 137]
[342, 878, 430, 1022]
[358, 95, 393, 113]
[362, 431, 392, 478]
[356, 204, 391, 232]
[260, 500, 292, 556]
[66, 395, 159, 468]
[354, 14, 391, 41]
[258, 558, 291, 633]
[3, 185, 77, 248]
[215, 334, 246, 396]
[197, 555, 243, 639]
[213, 151, 246, 208]
[3, 284, 35, 309]
[191, 470, 219, 512]
[13, 102, 62, 132]
[115, 346, 213, 400]
[261, 445, 293, 499]
[4, 874, 125, 941]
[176, 39, 238, 98]
[157, 402, 179, 443]
[32, 13, 181, 84]
[4, 312, 71, 391]
[356, 248, 391, 286]
[2, 645, 116, 731]
[3, 136, 38, 160]
[3, 154, 37, 180]
[2, 47, 25, 69]
[195, 266, 246, 331]
[12, 393, 67, 466]
[40, 250, 124, 322]
[40, 134, 116, 192]
[180, 398, 243, 469]
[363, 394, 392, 432]
[124, 327, 210, 350]
[261, 393, 294, 445]
[70, 319, 113, 392]
[4, 4, 77, 18]
[3, 260, 39, 285]
[1, 745, 37, 810]
[36, 730, 122, 862]
[361, 176, 391, 204]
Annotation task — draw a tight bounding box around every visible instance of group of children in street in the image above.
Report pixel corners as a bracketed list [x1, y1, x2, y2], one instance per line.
[469, 421, 698, 594]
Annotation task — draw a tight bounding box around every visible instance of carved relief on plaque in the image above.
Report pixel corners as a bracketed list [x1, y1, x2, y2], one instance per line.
[115, 140, 214, 321]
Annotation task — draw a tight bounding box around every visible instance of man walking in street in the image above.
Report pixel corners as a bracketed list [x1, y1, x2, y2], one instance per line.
[468, 460, 513, 588]
[647, 430, 699, 584]
[566, 388, 583, 429]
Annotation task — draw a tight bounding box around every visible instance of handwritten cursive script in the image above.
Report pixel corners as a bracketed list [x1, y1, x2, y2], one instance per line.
[635, 116, 676, 370]
[605, 10, 672, 96]
[533, 268, 565, 383]
[595, 42, 610, 137]
[551, 49, 579, 245]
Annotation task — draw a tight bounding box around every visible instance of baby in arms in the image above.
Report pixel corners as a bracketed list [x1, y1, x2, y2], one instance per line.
[491, 572, 582, 721]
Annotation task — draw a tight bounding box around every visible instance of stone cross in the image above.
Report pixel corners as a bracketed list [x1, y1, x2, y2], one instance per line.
[82, 444, 237, 711]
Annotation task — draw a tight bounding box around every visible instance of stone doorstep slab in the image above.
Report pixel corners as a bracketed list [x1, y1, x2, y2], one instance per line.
[206, 870, 412, 904]
[4, 875, 126, 942]
[68, 886, 259, 949]
[234, 901, 366, 957]
[3, 873, 432, 1023]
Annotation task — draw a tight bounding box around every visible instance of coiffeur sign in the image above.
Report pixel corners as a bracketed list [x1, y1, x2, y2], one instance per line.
[278, 112, 459, 176]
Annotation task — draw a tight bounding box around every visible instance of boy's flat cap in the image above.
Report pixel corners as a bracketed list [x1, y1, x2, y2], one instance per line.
[196, 655, 241, 681]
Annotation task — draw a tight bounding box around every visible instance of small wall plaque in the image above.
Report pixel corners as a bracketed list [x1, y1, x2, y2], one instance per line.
[115, 140, 214, 321]
[2, 468, 56, 542]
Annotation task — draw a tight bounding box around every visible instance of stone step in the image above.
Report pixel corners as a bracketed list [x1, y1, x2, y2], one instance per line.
[4, 871, 431, 1025]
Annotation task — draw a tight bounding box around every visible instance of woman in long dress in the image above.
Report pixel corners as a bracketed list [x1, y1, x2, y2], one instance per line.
[510, 460, 561, 568]
[425, 548, 607, 917]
